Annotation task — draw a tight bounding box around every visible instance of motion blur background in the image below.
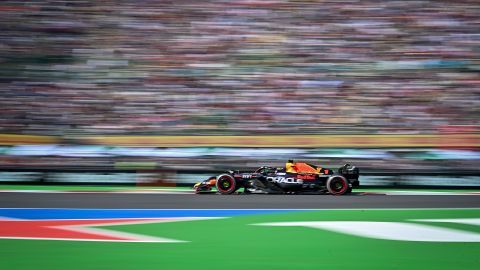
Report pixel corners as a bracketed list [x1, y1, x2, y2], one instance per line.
[0, 0, 479, 186]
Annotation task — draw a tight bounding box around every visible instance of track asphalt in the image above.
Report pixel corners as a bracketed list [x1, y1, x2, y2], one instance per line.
[1, 192, 479, 209]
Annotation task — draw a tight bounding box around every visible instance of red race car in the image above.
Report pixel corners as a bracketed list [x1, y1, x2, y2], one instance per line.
[194, 160, 359, 195]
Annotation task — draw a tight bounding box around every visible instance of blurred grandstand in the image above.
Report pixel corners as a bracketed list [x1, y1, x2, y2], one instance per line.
[0, 1, 479, 186]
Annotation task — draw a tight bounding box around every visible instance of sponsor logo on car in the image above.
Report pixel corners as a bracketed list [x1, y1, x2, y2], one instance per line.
[297, 174, 316, 180]
[266, 176, 303, 184]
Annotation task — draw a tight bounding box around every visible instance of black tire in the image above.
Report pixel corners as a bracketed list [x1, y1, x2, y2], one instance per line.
[216, 174, 237, 195]
[326, 176, 349, 195]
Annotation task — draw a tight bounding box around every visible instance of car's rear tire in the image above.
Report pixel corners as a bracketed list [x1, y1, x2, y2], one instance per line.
[216, 174, 237, 195]
[326, 176, 348, 195]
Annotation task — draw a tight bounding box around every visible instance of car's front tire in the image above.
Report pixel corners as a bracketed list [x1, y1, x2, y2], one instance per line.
[216, 174, 237, 195]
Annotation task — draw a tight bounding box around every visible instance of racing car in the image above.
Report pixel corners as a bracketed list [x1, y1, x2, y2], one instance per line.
[194, 160, 359, 195]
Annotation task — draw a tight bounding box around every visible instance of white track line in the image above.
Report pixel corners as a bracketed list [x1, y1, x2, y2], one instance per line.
[1, 189, 479, 195]
[1, 207, 480, 210]
[0, 190, 195, 194]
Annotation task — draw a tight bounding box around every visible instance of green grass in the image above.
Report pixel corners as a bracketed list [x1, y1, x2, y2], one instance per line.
[0, 184, 193, 191]
[1, 209, 480, 270]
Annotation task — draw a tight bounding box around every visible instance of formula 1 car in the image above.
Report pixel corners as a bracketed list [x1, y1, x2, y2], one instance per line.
[194, 161, 359, 195]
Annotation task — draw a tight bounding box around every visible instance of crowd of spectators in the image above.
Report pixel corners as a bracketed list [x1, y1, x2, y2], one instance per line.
[1, 0, 479, 135]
